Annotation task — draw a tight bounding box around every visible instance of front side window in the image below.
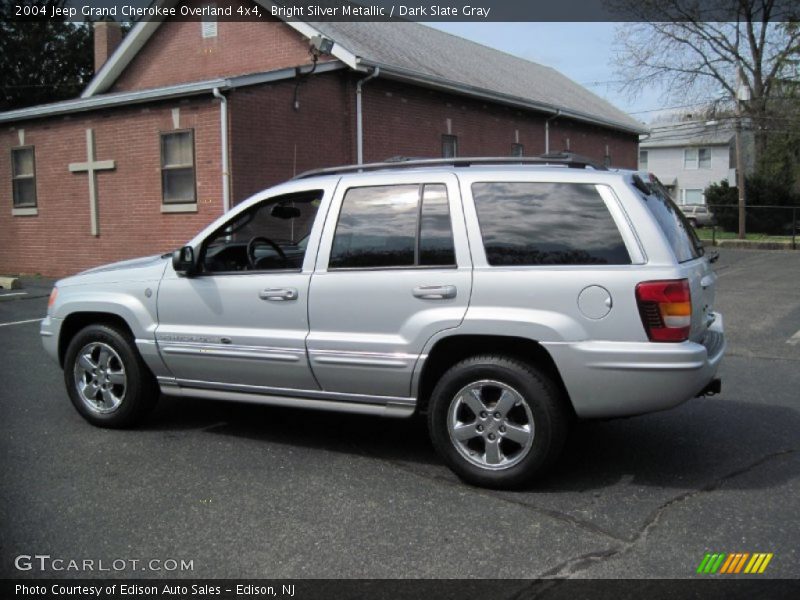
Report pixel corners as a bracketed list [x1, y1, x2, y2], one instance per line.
[329, 184, 456, 269]
[471, 182, 631, 266]
[11, 147, 37, 208]
[161, 130, 196, 204]
[202, 190, 322, 273]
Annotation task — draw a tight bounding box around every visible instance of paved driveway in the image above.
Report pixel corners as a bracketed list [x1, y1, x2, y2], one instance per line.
[1, 248, 798, 580]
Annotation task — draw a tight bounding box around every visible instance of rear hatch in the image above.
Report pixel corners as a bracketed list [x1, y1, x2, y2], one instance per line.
[633, 175, 716, 342]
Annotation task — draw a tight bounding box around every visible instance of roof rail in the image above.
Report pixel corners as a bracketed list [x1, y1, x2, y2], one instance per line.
[292, 152, 607, 179]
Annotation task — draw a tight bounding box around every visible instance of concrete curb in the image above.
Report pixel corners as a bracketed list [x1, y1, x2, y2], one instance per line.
[715, 239, 797, 251]
[0, 276, 21, 289]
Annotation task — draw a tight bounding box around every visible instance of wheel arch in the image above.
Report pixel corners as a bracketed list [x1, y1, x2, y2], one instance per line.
[58, 312, 135, 368]
[414, 334, 575, 417]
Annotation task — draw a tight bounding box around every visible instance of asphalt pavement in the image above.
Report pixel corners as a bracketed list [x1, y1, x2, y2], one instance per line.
[0, 248, 798, 581]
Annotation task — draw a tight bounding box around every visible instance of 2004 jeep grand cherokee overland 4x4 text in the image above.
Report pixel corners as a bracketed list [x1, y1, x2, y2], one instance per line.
[42, 155, 725, 488]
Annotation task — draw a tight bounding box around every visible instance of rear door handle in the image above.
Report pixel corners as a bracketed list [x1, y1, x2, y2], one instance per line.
[259, 288, 298, 301]
[412, 285, 457, 300]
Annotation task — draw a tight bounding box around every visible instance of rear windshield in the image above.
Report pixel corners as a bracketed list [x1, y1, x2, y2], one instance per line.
[633, 176, 704, 263]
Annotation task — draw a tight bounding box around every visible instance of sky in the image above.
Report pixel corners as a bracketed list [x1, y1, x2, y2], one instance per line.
[427, 22, 667, 125]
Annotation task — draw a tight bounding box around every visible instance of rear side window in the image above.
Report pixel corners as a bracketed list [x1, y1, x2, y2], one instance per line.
[637, 178, 703, 263]
[329, 184, 456, 269]
[471, 182, 631, 266]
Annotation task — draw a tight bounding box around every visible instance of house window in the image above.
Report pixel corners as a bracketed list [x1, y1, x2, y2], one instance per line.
[511, 143, 524, 157]
[638, 149, 648, 171]
[11, 146, 37, 209]
[684, 147, 711, 170]
[201, 4, 218, 38]
[682, 189, 704, 205]
[161, 130, 196, 205]
[442, 135, 458, 158]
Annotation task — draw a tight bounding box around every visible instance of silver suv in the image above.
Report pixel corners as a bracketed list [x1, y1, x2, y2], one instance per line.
[42, 156, 725, 488]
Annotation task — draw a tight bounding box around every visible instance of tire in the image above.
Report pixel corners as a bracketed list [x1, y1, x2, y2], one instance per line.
[63, 324, 158, 428]
[427, 355, 569, 489]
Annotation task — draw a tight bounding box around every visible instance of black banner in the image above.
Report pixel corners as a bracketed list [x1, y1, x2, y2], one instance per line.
[3, 579, 800, 600]
[4, 0, 799, 23]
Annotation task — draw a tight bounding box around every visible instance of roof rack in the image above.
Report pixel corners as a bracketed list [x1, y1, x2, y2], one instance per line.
[292, 152, 607, 179]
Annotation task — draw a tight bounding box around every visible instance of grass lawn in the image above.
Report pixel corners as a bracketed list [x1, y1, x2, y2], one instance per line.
[694, 228, 796, 242]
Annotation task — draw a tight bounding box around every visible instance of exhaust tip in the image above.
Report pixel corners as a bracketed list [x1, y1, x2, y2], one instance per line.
[697, 378, 722, 397]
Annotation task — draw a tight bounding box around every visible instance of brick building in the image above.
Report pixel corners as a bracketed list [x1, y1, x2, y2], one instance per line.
[0, 0, 645, 277]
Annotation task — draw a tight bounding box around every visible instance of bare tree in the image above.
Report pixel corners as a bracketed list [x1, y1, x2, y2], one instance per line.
[613, 0, 799, 160]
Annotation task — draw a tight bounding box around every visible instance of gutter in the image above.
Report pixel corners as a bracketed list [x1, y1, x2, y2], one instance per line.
[545, 110, 561, 154]
[356, 67, 380, 165]
[212, 88, 230, 213]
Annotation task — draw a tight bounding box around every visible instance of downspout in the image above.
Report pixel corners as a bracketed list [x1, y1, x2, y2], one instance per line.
[544, 109, 561, 154]
[212, 87, 230, 213]
[356, 67, 379, 165]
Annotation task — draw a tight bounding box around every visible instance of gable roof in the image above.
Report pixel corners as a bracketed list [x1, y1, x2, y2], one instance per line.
[81, 0, 645, 133]
[641, 121, 735, 148]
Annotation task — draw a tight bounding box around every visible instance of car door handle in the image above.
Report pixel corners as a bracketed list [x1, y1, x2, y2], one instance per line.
[412, 285, 457, 300]
[259, 288, 298, 301]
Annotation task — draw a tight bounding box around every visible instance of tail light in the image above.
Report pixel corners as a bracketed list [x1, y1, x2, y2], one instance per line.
[635, 279, 691, 342]
[47, 287, 58, 315]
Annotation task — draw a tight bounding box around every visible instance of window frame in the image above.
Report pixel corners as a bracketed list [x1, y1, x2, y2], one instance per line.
[11, 145, 37, 210]
[160, 129, 197, 206]
[638, 149, 648, 171]
[327, 183, 457, 272]
[441, 134, 458, 159]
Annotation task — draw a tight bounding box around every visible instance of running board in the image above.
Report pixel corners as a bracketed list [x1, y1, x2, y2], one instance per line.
[159, 382, 415, 418]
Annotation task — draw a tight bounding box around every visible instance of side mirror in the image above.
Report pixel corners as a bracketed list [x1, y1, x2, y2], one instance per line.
[172, 246, 198, 276]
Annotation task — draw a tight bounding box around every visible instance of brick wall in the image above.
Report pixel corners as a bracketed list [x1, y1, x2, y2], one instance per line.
[112, 0, 323, 93]
[0, 98, 223, 277]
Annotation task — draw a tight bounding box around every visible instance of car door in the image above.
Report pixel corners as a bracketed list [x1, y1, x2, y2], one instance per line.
[306, 172, 472, 398]
[155, 185, 333, 393]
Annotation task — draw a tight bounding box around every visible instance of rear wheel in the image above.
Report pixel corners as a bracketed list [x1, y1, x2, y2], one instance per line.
[64, 324, 158, 428]
[427, 355, 569, 489]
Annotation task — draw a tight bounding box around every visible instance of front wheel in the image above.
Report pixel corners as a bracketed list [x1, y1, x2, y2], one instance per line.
[63, 324, 158, 428]
[427, 355, 569, 489]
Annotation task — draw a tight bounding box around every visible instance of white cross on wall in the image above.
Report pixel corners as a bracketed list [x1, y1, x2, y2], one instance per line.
[69, 128, 116, 236]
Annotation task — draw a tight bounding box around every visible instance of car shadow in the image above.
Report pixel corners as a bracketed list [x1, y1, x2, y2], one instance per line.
[144, 395, 799, 492]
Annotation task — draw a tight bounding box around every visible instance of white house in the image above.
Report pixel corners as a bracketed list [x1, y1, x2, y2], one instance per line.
[639, 121, 737, 205]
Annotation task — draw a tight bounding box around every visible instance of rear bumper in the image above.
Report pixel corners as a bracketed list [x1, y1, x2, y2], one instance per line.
[543, 313, 725, 418]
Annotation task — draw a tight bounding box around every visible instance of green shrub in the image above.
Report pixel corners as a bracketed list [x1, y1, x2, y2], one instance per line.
[705, 177, 800, 234]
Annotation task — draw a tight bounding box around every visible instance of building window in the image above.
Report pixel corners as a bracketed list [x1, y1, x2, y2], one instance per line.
[638, 149, 648, 171]
[511, 143, 524, 157]
[161, 130, 196, 205]
[682, 189, 704, 205]
[11, 146, 37, 208]
[684, 147, 711, 170]
[201, 4, 218, 38]
[442, 135, 458, 158]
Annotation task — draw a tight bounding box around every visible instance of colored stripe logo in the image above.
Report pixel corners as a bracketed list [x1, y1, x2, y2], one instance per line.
[696, 552, 773, 574]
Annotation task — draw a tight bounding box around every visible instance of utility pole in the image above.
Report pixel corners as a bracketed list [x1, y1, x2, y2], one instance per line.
[735, 67, 748, 240]
[735, 99, 747, 239]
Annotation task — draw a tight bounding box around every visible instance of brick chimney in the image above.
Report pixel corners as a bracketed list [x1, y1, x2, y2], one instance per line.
[94, 21, 122, 73]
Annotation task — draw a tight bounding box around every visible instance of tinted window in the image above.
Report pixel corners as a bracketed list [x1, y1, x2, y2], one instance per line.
[638, 178, 703, 263]
[330, 185, 419, 268]
[419, 184, 456, 266]
[471, 182, 631, 266]
[330, 184, 456, 269]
